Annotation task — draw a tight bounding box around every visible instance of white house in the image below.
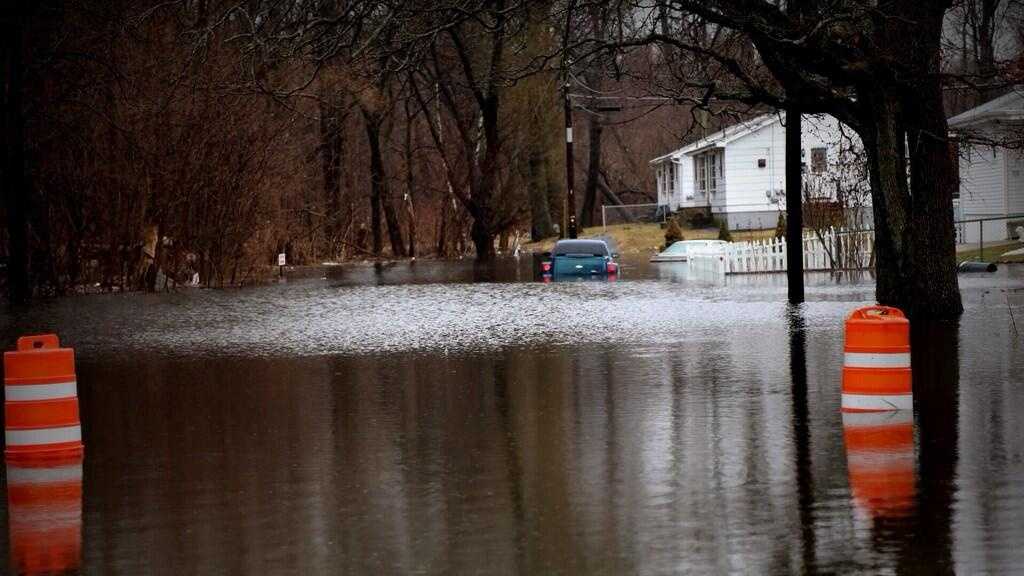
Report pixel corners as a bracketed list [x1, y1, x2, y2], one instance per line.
[948, 89, 1024, 244]
[650, 113, 866, 230]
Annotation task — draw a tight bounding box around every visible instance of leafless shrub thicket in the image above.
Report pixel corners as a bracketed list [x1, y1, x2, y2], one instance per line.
[3, 1, 321, 294]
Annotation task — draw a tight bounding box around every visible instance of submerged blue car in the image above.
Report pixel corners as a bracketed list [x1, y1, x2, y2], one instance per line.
[540, 239, 619, 281]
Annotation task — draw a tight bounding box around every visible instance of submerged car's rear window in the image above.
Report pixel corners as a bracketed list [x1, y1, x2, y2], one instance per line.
[553, 240, 608, 256]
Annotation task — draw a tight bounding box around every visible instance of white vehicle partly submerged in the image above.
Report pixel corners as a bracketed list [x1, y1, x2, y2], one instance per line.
[649, 239, 729, 263]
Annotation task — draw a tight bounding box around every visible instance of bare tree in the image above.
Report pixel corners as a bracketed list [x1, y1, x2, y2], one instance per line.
[578, 3, 612, 229]
[402, 0, 548, 261]
[595, 1, 967, 319]
[318, 75, 352, 257]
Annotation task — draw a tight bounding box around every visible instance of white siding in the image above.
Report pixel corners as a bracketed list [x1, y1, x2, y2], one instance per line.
[955, 122, 1024, 243]
[958, 145, 1009, 244]
[1006, 149, 1024, 214]
[720, 120, 784, 214]
[959, 144, 1005, 218]
[655, 113, 865, 226]
[716, 114, 859, 221]
[959, 218, 1009, 244]
[801, 115, 866, 200]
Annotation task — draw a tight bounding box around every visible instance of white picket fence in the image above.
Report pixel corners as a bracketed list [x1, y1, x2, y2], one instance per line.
[689, 228, 874, 275]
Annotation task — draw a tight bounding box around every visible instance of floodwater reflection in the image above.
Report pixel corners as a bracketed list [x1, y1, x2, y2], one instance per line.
[5, 457, 83, 575]
[0, 263, 1021, 574]
[786, 305, 816, 572]
[842, 411, 916, 520]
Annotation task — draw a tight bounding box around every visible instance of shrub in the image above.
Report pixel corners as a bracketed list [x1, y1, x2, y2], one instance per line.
[688, 209, 715, 229]
[664, 217, 685, 247]
[717, 218, 733, 242]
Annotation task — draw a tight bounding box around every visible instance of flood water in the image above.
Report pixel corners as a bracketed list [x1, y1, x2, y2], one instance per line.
[1, 258, 1022, 574]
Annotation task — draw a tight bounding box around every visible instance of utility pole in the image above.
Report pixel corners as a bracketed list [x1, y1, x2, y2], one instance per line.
[785, 0, 806, 305]
[785, 107, 804, 304]
[564, 83, 578, 239]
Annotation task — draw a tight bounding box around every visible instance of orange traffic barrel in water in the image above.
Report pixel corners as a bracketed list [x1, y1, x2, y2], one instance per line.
[843, 411, 915, 518]
[841, 306, 912, 412]
[6, 454, 83, 574]
[4, 334, 84, 460]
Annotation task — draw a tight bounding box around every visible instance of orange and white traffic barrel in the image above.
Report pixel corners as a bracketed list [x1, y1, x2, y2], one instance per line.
[843, 411, 915, 518]
[841, 306, 912, 412]
[4, 334, 84, 460]
[6, 455, 83, 574]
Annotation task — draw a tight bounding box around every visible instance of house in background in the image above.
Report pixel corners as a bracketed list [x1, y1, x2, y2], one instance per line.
[650, 113, 867, 230]
[948, 89, 1024, 244]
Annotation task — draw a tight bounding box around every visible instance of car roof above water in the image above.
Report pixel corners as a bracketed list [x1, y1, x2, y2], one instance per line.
[552, 239, 609, 256]
[661, 239, 728, 255]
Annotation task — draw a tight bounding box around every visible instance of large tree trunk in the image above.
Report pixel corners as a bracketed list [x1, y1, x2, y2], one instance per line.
[859, 89, 915, 314]
[470, 96, 501, 263]
[526, 132, 555, 240]
[470, 216, 495, 262]
[431, 6, 507, 263]
[319, 87, 345, 251]
[362, 109, 405, 257]
[436, 195, 450, 258]
[905, 35, 963, 319]
[3, 9, 30, 304]
[368, 123, 383, 256]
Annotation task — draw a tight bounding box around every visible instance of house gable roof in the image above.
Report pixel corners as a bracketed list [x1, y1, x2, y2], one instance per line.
[948, 88, 1024, 128]
[649, 114, 780, 165]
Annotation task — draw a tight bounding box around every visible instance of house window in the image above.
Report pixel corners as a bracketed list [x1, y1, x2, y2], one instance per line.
[658, 163, 673, 201]
[709, 153, 717, 191]
[811, 147, 827, 174]
[694, 150, 722, 195]
[695, 157, 706, 194]
[657, 165, 665, 202]
[657, 163, 676, 204]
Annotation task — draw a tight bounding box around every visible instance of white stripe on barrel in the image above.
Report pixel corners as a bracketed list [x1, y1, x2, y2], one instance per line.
[845, 449, 915, 469]
[7, 463, 83, 484]
[4, 381, 77, 402]
[843, 353, 911, 369]
[842, 410, 913, 427]
[6, 425, 82, 447]
[841, 393, 913, 411]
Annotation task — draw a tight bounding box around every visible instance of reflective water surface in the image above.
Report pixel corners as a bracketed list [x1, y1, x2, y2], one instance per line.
[1, 258, 1022, 574]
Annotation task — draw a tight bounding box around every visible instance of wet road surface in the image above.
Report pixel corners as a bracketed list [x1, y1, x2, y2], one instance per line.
[1, 258, 1022, 574]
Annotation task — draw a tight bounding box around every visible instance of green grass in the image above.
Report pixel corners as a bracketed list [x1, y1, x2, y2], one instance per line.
[526, 221, 1024, 263]
[524, 222, 775, 255]
[956, 242, 1024, 264]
